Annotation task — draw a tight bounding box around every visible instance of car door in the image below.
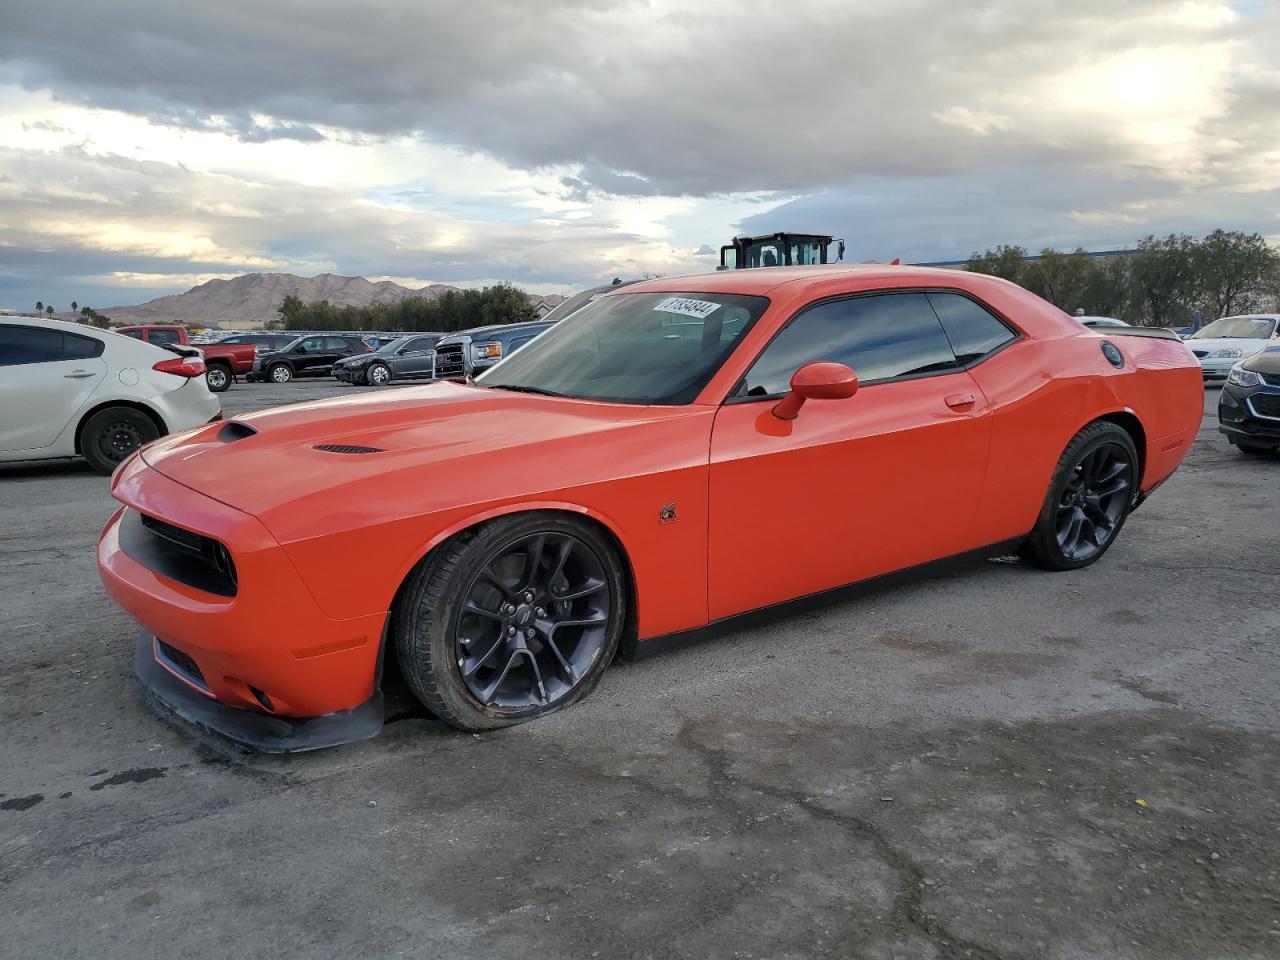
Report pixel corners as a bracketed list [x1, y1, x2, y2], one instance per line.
[707, 291, 993, 621]
[0, 326, 107, 453]
[393, 337, 438, 378]
[291, 336, 326, 374]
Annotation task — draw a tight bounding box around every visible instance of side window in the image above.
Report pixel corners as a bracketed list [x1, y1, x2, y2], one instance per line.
[123, 330, 144, 339]
[301, 337, 325, 351]
[740, 292, 957, 397]
[927, 293, 1016, 364]
[150, 329, 182, 345]
[403, 337, 435, 353]
[64, 333, 104, 360]
[0, 326, 66, 366]
[324, 337, 349, 351]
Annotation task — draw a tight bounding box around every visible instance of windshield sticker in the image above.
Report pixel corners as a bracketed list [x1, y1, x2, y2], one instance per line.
[654, 296, 721, 320]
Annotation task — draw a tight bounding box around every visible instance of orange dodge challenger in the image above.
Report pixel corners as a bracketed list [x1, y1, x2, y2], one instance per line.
[98, 266, 1202, 750]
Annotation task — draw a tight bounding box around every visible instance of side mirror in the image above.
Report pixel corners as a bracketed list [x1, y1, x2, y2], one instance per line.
[772, 362, 858, 420]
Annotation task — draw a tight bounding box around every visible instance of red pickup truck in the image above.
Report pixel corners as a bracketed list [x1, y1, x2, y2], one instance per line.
[116, 325, 256, 392]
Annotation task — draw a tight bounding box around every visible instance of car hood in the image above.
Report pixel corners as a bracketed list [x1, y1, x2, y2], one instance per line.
[1187, 337, 1271, 354]
[139, 381, 705, 527]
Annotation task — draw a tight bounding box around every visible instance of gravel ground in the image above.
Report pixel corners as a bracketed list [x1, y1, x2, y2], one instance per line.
[2, 378, 1277, 960]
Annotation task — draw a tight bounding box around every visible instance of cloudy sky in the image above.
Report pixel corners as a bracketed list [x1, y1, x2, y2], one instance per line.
[1, 0, 1277, 311]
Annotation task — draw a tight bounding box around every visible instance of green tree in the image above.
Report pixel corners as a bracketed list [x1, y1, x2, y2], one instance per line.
[1022, 249, 1096, 313]
[35, 300, 43, 315]
[1129, 234, 1199, 327]
[1194, 229, 1278, 319]
[45, 305, 54, 317]
[966, 245, 1030, 285]
[71, 300, 78, 314]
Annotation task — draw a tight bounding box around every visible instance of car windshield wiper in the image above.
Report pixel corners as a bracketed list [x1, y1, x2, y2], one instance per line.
[487, 384, 573, 398]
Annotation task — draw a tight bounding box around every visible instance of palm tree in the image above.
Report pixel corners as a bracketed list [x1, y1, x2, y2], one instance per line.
[45, 305, 54, 316]
[35, 300, 43, 315]
[71, 300, 78, 314]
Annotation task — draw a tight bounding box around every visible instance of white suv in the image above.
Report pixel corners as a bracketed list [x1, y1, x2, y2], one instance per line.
[0, 317, 221, 475]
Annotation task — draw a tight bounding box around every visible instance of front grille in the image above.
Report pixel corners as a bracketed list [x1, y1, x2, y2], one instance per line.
[120, 510, 238, 597]
[1191, 349, 1209, 358]
[1249, 394, 1280, 419]
[1261, 372, 1280, 387]
[156, 639, 208, 690]
[433, 342, 466, 379]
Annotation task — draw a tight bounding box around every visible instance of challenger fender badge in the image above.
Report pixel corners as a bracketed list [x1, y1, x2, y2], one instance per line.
[659, 503, 678, 525]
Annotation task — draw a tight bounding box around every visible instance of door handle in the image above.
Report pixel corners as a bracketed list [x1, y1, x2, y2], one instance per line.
[945, 393, 976, 410]
[64, 371, 95, 379]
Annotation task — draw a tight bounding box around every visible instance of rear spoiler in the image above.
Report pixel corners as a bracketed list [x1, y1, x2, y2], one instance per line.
[1097, 327, 1182, 341]
[160, 343, 204, 359]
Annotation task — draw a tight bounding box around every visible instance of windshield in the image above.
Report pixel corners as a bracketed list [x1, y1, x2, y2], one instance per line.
[277, 336, 305, 352]
[1192, 317, 1276, 340]
[477, 291, 769, 404]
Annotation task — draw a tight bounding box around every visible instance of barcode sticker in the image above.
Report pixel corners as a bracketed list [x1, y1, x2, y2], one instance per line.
[654, 296, 721, 320]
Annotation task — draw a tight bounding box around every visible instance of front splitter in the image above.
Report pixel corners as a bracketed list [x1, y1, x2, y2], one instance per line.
[134, 632, 384, 753]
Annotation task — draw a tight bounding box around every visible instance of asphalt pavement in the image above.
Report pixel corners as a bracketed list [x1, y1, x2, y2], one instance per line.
[2, 378, 1277, 959]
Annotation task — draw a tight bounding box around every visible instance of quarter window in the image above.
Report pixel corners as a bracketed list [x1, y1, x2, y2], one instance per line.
[325, 337, 351, 351]
[739, 292, 958, 397]
[927, 293, 1016, 364]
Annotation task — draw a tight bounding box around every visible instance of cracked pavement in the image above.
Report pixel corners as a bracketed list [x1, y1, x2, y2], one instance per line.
[2, 382, 1278, 959]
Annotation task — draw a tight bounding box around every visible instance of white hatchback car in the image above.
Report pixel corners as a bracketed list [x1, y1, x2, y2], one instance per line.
[0, 317, 221, 475]
[1186, 314, 1280, 382]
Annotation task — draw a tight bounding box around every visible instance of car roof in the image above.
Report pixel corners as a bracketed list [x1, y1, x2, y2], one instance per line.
[444, 320, 554, 338]
[611, 264, 981, 297]
[1, 315, 108, 337]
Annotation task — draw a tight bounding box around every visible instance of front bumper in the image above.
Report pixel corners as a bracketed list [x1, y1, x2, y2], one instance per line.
[1198, 357, 1239, 380]
[135, 632, 383, 752]
[333, 365, 366, 383]
[98, 455, 388, 750]
[1218, 384, 1280, 447]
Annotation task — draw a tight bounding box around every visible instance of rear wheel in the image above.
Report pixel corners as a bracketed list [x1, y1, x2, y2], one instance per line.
[368, 362, 391, 386]
[80, 407, 160, 476]
[393, 513, 626, 731]
[205, 362, 231, 392]
[268, 363, 293, 384]
[1020, 421, 1138, 571]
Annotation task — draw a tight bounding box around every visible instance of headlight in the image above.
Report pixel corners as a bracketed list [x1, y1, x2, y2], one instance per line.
[1208, 349, 1243, 359]
[1227, 364, 1263, 387]
[472, 341, 503, 361]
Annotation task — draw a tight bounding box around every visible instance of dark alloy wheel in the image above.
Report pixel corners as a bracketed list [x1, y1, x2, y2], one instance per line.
[1021, 421, 1138, 571]
[394, 513, 626, 730]
[80, 406, 160, 476]
[368, 363, 391, 386]
[205, 363, 231, 392]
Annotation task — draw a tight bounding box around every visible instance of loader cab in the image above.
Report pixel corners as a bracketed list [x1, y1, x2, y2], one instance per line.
[718, 232, 845, 270]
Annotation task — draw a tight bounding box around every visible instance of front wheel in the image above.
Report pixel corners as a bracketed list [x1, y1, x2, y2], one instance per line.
[205, 363, 231, 392]
[1020, 421, 1138, 571]
[80, 407, 161, 476]
[268, 363, 293, 384]
[367, 362, 391, 386]
[393, 513, 627, 731]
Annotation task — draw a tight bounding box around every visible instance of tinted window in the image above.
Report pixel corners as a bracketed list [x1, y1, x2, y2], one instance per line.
[64, 333, 103, 360]
[927, 292, 1016, 364]
[300, 337, 325, 351]
[740, 293, 957, 396]
[123, 330, 144, 339]
[148, 329, 183, 345]
[404, 337, 437, 353]
[0, 326, 67, 365]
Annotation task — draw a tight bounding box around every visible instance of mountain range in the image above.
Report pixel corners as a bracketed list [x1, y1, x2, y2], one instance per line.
[102, 273, 463, 326]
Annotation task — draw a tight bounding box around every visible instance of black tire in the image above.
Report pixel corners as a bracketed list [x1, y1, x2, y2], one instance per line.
[268, 363, 293, 384]
[1019, 421, 1139, 571]
[393, 512, 627, 731]
[367, 363, 392, 386]
[205, 362, 232, 393]
[1233, 441, 1276, 456]
[80, 407, 161, 476]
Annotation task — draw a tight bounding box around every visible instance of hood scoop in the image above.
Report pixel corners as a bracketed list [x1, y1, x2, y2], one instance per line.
[218, 421, 258, 443]
[313, 443, 385, 455]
